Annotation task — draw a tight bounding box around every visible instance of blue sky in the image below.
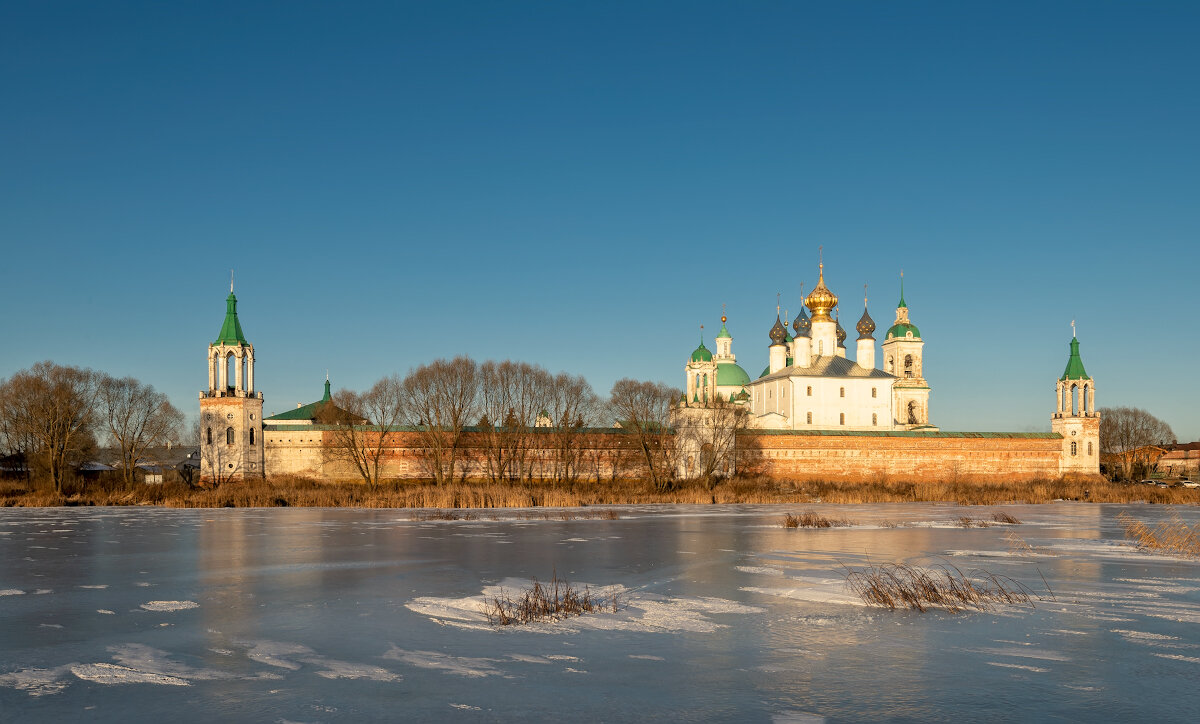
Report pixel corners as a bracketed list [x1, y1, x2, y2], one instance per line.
[2, 1, 1197, 439]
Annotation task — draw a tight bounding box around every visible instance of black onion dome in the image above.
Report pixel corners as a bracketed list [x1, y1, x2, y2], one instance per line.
[835, 318, 847, 346]
[856, 307, 876, 339]
[792, 305, 811, 337]
[769, 316, 788, 345]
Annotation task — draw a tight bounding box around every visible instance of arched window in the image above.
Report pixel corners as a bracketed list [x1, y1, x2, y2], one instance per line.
[806, 386, 812, 397]
[1070, 441, 1077, 456]
[226, 427, 235, 445]
[872, 413, 877, 425]
[806, 412, 812, 424]
[871, 387, 877, 398]
[904, 355, 913, 378]
[250, 428, 255, 446]
[886, 356, 894, 373]
[1071, 384, 1080, 415]
[839, 412, 845, 425]
[1087, 442, 1093, 456]
[839, 387, 845, 398]
[908, 401, 918, 424]
[206, 427, 212, 445]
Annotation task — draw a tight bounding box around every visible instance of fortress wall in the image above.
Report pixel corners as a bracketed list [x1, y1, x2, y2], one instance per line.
[260, 426, 1066, 483]
[739, 432, 1064, 482]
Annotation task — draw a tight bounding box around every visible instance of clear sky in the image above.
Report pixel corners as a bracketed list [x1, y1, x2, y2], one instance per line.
[2, 1, 1197, 440]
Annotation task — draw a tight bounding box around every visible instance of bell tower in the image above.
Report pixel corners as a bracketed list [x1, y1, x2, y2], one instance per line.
[199, 279, 264, 484]
[1051, 327, 1100, 476]
[882, 272, 931, 428]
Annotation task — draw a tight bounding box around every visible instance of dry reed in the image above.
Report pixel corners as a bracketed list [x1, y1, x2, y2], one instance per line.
[783, 511, 854, 528]
[1118, 511, 1200, 558]
[4, 473, 1200, 509]
[843, 562, 1035, 613]
[481, 572, 621, 626]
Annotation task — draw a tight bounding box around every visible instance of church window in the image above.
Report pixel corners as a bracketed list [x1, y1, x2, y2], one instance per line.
[806, 412, 812, 424]
[1088, 442, 1093, 456]
[907, 401, 918, 424]
[839, 413, 845, 425]
[886, 356, 894, 373]
[206, 427, 212, 445]
[806, 386, 812, 396]
[904, 355, 913, 378]
[1071, 441, 1077, 456]
[872, 413, 877, 426]
[871, 387, 877, 398]
[839, 387, 845, 398]
[226, 427, 235, 445]
[250, 429, 255, 446]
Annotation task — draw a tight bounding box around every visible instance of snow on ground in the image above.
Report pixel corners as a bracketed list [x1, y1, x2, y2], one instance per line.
[140, 601, 198, 612]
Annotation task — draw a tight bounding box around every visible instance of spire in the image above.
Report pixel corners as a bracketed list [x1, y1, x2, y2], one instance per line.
[323, 375, 332, 401]
[792, 283, 811, 338]
[805, 254, 838, 322]
[1060, 334, 1089, 381]
[716, 313, 731, 339]
[898, 270, 907, 309]
[214, 287, 249, 346]
[856, 285, 876, 339]
[769, 315, 787, 346]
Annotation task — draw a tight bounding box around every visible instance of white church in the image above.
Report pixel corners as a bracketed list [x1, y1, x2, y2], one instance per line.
[683, 262, 935, 431]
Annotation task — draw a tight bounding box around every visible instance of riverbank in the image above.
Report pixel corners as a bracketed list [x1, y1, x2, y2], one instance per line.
[1, 475, 1197, 508]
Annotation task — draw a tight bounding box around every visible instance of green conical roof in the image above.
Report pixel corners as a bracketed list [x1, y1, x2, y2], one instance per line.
[898, 273, 908, 309]
[214, 292, 249, 346]
[322, 378, 332, 401]
[1060, 337, 1089, 381]
[716, 321, 731, 339]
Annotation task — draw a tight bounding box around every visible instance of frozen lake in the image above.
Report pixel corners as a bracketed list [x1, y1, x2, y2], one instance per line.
[2, 503, 1199, 722]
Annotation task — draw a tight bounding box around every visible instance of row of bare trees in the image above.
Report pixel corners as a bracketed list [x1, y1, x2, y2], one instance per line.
[1098, 406, 1177, 480]
[0, 362, 185, 492]
[314, 356, 743, 489]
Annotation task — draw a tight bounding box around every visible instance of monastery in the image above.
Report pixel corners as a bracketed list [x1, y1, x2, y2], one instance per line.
[199, 267, 1102, 484]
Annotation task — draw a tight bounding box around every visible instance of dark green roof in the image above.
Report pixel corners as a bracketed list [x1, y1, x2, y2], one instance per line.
[1060, 337, 1090, 381]
[264, 380, 333, 421]
[214, 292, 249, 346]
[886, 322, 920, 339]
[690, 341, 713, 362]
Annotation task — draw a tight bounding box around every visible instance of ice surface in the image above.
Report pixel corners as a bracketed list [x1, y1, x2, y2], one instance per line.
[2, 503, 1200, 721]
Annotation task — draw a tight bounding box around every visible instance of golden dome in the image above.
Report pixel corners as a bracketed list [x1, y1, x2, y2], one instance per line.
[804, 263, 838, 322]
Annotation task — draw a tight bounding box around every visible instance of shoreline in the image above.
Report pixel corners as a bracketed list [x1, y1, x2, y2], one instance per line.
[2, 475, 1197, 509]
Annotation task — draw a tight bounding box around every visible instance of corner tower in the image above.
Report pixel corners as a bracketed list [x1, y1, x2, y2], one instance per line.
[199, 283, 264, 484]
[1052, 330, 1100, 475]
[881, 273, 931, 427]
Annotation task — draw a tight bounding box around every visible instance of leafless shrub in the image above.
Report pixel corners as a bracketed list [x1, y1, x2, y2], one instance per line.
[991, 511, 1021, 524]
[481, 572, 621, 626]
[1118, 511, 1200, 558]
[410, 510, 479, 521]
[957, 516, 992, 528]
[843, 562, 1035, 613]
[784, 511, 853, 528]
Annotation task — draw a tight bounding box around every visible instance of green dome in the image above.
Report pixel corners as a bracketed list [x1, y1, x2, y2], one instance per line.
[886, 322, 921, 339]
[760, 365, 770, 378]
[716, 361, 751, 387]
[690, 341, 713, 362]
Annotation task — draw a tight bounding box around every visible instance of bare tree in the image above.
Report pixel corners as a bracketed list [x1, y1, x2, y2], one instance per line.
[608, 378, 681, 491]
[319, 375, 405, 486]
[676, 397, 749, 486]
[477, 361, 554, 482]
[1099, 406, 1177, 480]
[544, 372, 601, 483]
[199, 408, 242, 486]
[400, 357, 480, 485]
[0, 362, 102, 493]
[99, 375, 184, 487]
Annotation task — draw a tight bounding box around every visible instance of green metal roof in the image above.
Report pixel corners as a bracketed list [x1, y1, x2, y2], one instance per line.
[1060, 337, 1090, 381]
[886, 322, 920, 339]
[690, 341, 713, 362]
[214, 292, 249, 346]
[716, 361, 751, 387]
[716, 322, 731, 339]
[264, 380, 333, 421]
[749, 429, 1061, 439]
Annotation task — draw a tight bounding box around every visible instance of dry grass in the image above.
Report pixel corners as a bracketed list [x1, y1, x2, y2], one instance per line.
[843, 562, 1036, 613]
[2, 473, 1199, 509]
[1118, 511, 1200, 558]
[991, 511, 1021, 524]
[783, 511, 854, 528]
[481, 572, 621, 626]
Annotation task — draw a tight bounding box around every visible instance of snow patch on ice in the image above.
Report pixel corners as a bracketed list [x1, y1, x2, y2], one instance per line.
[1111, 629, 1179, 642]
[1153, 653, 1200, 664]
[629, 654, 665, 661]
[383, 647, 501, 677]
[79, 584, 108, 589]
[140, 600, 198, 612]
[312, 660, 400, 681]
[974, 647, 1069, 662]
[736, 565, 785, 577]
[70, 663, 190, 686]
[985, 661, 1049, 673]
[0, 589, 25, 596]
[97, 609, 115, 615]
[0, 665, 74, 696]
[450, 703, 482, 711]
